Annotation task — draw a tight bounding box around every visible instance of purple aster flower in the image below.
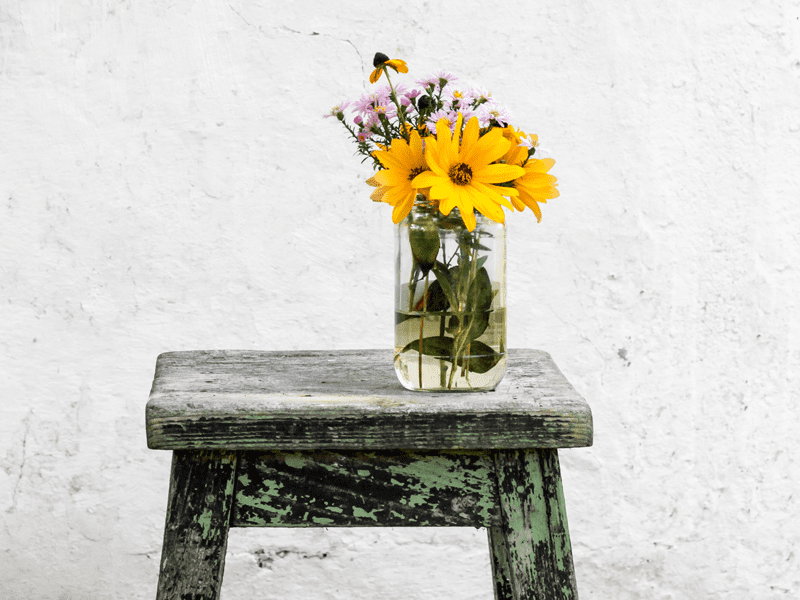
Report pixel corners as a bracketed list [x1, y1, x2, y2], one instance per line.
[466, 86, 493, 105]
[353, 89, 392, 115]
[426, 109, 459, 133]
[477, 102, 512, 127]
[323, 100, 351, 119]
[416, 70, 458, 91]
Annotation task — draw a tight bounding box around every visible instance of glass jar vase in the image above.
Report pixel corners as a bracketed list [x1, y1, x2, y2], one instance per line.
[394, 197, 507, 391]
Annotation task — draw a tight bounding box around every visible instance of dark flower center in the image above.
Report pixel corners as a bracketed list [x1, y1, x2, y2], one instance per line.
[408, 166, 427, 181]
[448, 163, 473, 186]
[373, 52, 390, 67]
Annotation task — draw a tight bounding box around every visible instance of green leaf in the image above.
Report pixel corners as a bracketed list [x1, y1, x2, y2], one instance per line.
[431, 262, 458, 311]
[447, 311, 491, 341]
[401, 336, 454, 358]
[456, 341, 503, 374]
[395, 311, 418, 325]
[424, 279, 449, 311]
[467, 267, 493, 311]
[400, 337, 502, 375]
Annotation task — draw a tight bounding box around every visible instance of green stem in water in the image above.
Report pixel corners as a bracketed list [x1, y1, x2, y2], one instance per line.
[448, 240, 480, 389]
[408, 263, 419, 312]
[418, 271, 429, 389]
[439, 237, 447, 388]
[439, 313, 446, 388]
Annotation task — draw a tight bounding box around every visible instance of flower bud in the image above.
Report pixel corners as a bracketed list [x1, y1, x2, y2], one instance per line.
[409, 210, 440, 275]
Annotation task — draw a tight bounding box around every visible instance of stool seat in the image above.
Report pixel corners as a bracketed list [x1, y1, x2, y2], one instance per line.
[146, 349, 592, 600]
[146, 348, 592, 450]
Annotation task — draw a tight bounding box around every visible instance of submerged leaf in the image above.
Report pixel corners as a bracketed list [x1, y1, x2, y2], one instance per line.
[447, 311, 491, 341]
[400, 336, 502, 374]
[401, 335, 454, 358]
[457, 341, 503, 374]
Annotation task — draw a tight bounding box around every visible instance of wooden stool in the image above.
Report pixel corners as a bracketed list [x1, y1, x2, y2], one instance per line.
[146, 349, 592, 600]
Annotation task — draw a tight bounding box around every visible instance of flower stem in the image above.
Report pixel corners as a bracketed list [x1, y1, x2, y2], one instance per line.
[418, 271, 429, 388]
[383, 69, 409, 141]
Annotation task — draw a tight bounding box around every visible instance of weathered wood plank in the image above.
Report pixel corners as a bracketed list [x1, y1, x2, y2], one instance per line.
[491, 449, 579, 600]
[156, 450, 237, 600]
[231, 450, 501, 528]
[146, 349, 592, 450]
[488, 524, 515, 600]
[539, 450, 578, 595]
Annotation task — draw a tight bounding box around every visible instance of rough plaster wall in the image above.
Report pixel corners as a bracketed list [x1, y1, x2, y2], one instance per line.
[1, 0, 798, 598]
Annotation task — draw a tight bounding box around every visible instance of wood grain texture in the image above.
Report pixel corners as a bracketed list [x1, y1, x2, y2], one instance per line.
[156, 450, 237, 600]
[145, 349, 592, 450]
[231, 449, 501, 528]
[491, 449, 578, 600]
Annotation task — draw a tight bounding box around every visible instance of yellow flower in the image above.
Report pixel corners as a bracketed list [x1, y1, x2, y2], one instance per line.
[366, 176, 389, 203]
[411, 113, 524, 231]
[501, 126, 529, 166]
[509, 158, 559, 222]
[370, 130, 428, 223]
[369, 52, 409, 84]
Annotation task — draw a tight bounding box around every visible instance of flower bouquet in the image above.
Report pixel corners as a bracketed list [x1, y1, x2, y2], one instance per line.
[326, 53, 559, 391]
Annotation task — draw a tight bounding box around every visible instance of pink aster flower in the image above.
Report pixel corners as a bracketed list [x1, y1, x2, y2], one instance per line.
[353, 88, 392, 115]
[416, 70, 458, 91]
[426, 109, 459, 133]
[518, 134, 534, 150]
[477, 101, 512, 127]
[323, 100, 351, 118]
[466, 86, 493, 105]
[370, 103, 397, 120]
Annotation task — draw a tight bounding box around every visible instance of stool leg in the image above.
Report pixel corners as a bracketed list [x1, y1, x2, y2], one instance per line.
[488, 524, 515, 599]
[489, 449, 578, 600]
[156, 450, 238, 600]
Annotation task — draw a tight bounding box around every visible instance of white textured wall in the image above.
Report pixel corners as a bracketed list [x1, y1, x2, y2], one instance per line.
[2, 1, 799, 598]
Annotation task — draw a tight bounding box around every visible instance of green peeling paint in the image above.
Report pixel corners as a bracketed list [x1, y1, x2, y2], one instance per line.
[352, 507, 378, 521]
[196, 508, 215, 537]
[283, 454, 307, 469]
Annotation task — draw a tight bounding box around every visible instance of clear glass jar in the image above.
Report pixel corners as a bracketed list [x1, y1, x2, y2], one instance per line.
[394, 197, 507, 391]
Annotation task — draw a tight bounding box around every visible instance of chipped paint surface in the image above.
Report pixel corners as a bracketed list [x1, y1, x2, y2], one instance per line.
[156, 448, 577, 599]
[231, 450, 501, 528]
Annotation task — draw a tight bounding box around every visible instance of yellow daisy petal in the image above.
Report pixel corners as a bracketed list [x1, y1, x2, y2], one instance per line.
[473, 163, 524, 184]
[386, 59, 408, 73]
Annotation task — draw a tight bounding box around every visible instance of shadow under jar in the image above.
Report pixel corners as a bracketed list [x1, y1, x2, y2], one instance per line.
[394, 196, 507, 392]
